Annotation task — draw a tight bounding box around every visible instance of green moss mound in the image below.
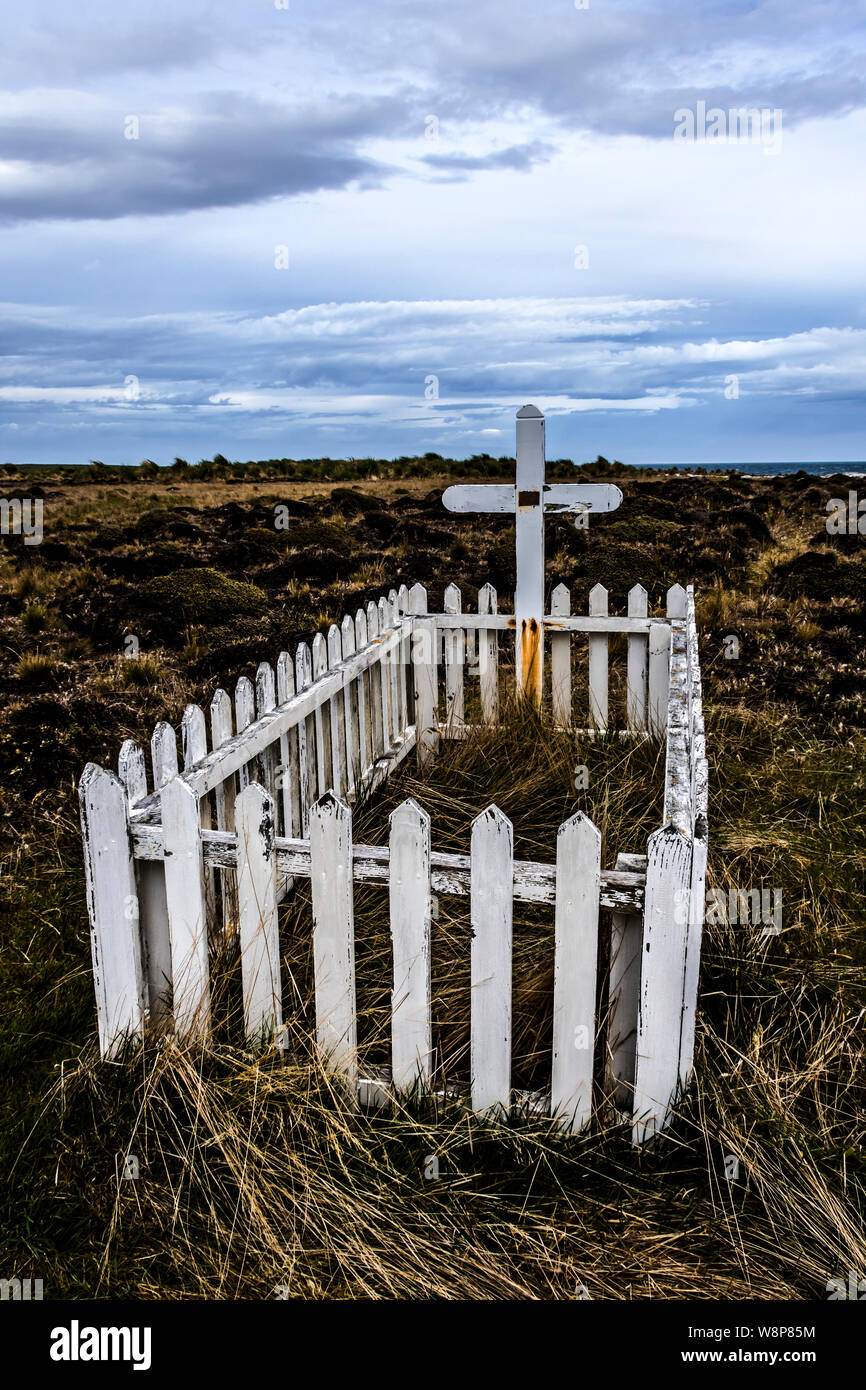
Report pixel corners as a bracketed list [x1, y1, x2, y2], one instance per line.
[142, 567, 268, 625]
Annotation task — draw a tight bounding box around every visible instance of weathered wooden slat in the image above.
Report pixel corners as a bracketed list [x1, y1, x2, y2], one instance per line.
[679, 585, 708, 1084]
[663, 619, 691, 835]
[443, 582, 465, 730]
[151, 721, 178, 791]
[648, 621, 671, 739]
[131, 821, 645, 912]
[145, 723, 180, 1009]
[379, 595, 398, 748]
[255, 661, 278, 803]
[550, 582, 571, 727]
[626, 584, 648, 732]
[311, 632, 329, 797]
[436, 613, 659, 633]
[478, 583, 498, 725]
[666, 583, 687, 619]
[295, 642, 313, 832]
[161, 775, 210, 1040]
[368, 602, 388, 762]
[551, 812, 600, 1132]
[470, 805, 513, 1115]
[391, 591, 408, 740]
[410, 582, 438, 768]
[182, 703, 215, 932]
[235, 783, 283, 1045]
[354, 610, 372, 781]
[680, 800, 707, 1086]
[79, 763, 146, 1058]
[389, 799, 432, 1092]
[118, 739, 147, 805]
[632, 823, 692, 1145]
[210, 687, 237, 932]
[397, 582, 412, 728]
[119, 738, 169, 1010]
[275, 653, 297, 839]
[310, 793, 357, 1089]
[588, 583, 608, 731]
[607, 851, 646, 1106]
[327, 625, 346, 799]
[181, 703, 207, 770]
[340, 615, 360, 794]
[235, 676, 255, 791]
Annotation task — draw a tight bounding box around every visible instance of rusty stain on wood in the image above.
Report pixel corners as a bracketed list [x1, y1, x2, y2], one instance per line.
[520, 616, 542, 707]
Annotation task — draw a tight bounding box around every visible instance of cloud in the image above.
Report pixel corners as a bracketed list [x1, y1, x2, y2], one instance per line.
[1, 2, 865, 225]
[1, 296, 862, 445]
[0, 90, 404, 223]
[420, 141, 557, 177]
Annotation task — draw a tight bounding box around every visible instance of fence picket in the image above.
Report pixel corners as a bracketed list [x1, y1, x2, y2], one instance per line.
[255, 662, 278, 802]
[146, 720, 182, 1011]
[118, 739, 147, 805]
[354, 610, 371, 780]
[410, 582, 438, 768]
[312, 632, 329, 796]
[133, 732, 173, 1015]
[470, 805, 513, 1115]
[607, 851, 645, 1105]
[478, 582, 498, 724]
[626, 584, 648, 732]
[210, 688, 237, 932]
[310, 792, 357, 1089]
[588, 584, 608, 731]
[151, 721, 178, 791]
[389, 589, 407, 737]
[236, 783, 283, 1045]
[366, 602, 384, 761]
[398, 584, 412, 729]
[648, 622, 671, 739]
[295, 642, 313, 831]
[680, 586, 708, 1083]
[79, 763, 146, 1057]
[235, 677, 255, 790]
[340, 615, 360, 794]
[182, 704, 215, 933]
[551, 812, 600, 1131]
[550, 583, 571, 727]
[443, 583, 464, 730]
[378, 595, 395, 746]
[275, 653, 297, 839]
[389, 799, 433, 1092]
[161, 775, 211, 1040]
[666, 583, 687, 619]
[632, 823, 692, 1144]
[326, 625, 346, 799]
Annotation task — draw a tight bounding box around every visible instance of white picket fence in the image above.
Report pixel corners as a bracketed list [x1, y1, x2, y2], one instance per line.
[80, 578, 707, 1143]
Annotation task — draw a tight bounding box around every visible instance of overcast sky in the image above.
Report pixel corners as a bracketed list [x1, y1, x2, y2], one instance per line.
[1, 0, 865, 465]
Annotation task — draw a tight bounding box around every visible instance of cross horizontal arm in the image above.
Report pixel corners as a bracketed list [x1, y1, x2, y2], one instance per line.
[442, 484, 513, 514]
[441, 483, 622, 515]
[543, 483, 622, 513]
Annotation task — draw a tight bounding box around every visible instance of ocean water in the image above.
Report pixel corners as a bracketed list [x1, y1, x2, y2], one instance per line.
[642, 462, 866, 477]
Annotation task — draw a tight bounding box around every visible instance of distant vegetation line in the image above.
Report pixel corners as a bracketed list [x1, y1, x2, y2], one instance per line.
[1, 452, 692, 485]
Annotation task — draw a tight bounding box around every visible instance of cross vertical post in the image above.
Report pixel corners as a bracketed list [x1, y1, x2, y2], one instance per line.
[515, 405, 545, 706]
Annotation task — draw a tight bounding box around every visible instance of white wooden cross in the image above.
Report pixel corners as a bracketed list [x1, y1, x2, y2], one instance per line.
[442, 405, 623, 706]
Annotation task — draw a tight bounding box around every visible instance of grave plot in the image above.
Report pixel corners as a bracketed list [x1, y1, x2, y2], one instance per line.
[79, 406, 707, 1144]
